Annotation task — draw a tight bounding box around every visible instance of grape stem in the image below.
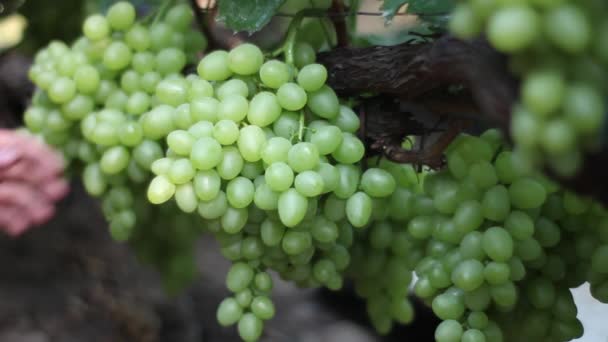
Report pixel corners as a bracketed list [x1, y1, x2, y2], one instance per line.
[298, 110, 306, 142]
[273, 9, 319, 66]
[152, 0, 177, 25]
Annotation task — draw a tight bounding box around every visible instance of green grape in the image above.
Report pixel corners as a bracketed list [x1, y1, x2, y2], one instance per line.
[140, 71, 161, 93]
[294, 171, 324, 197]
[156, 78, 188, 107]
[331, 105, 360, 133]
[504, 210, 534, 240]
[198, 50, 232, 81]
[167, 130, 195, 156]
[535, 217, 561, 247]
[259, 60, 290, 89]
[226, 262, 255, 292]
[277, 83, 307, 111]
[432, 293, 465, 320]
[307, 85, 339, 119]
[467, 311, 489, 330]
[151, 157, 173, 176]
[310, 125, 342, 155]
[83, 163, 107, 196]
[484, 262, 510, 285]
[175, 182, 198, 213]
[106, 1, 135, 31]
[360, 168, 396, 198]
[100, 146, 130, 174]
[452, 259, 485, 291]
[165, 3, 194, 31]
[221, 207, 249, 234]
[235, 288, 253, 307]
[190, 137, 222, 170]
[540, 119, 575, 155]
[168, 158, 195, 184]
[262, 137, 291, 164]
[238, 313, 263, 342]
[254, 182, 280, 210]
[261, 219, 286, 247]
[251, 296, 275, 320]
[564, 83, 604, 135]
[62, 95, 94, 120]
[226, 177, 255, 208]
[213, 120, 240, 145]
[149, 23, 174, 51]
[544, 4, 590, 54]
[103, 41, 132, 70]
[469, 161, 497, 190]
[509, 178, 547, 209]
[278, 189, 308, 227]
[294, 42, 316, 68]
[125, 92, 150, 115]
[435, 319, 463, 342]
[247, 92, 282, 127]
[83, 15, 110, 41]
[487, 5, 538, 52]
[148, 175, 176, 204]
[142, 105, 175, 140]
[522, 69, 565, 117]
[217, 297, 243, 326]
[272, 111, 299, 139]
[191, 97, 219, 123]
[334, 164, 361, 199]
[198, 191, 228, 219]
[332, 133, 364, 164]
[126, 25, 151, 52]
[193, 170, 221, 201]
[482, 185, 510, 221]
[346, 192, 372, 228]
[74, 65, 100, 94]
[156, 48, 187, 75]
[229, 43, 264, 75]
[461, 329, 486, 342]
[482, 227, 514, 262]
[237, 125, 267, 162]
[282, 230, 312, 254]
[133, 139, 163, 169]
[49, 77, 76, 104]
[217, 79, 249, 100]
[297, 63, 327, 92]
[288, 142, 319, 172]
[449, 4, 481, 39]
[217, 146, 244, 180]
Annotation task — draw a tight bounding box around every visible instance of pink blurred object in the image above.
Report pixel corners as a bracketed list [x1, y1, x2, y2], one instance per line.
[0, 129, 69, 237]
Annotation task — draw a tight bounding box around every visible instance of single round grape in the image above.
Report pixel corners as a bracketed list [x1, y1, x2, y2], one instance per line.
[452, 259, 485, 291]
[188, 77, 214, 100]
[277, 83, 307, 111]
[190, 137, 222, 170]
[197, 50, 232, 81]
[251, 296, 275, 320]
[126, 25, 151, 52]
[106, 1, 136, 31]
[217, 146, 244, 180]
[265, 162, 294, 192]
[504, 210, 534, 240]
[74, 65, 100, 94]
[461, 329, 486, 342]
[188, 121, 214, 139]
[435, 319, 463, 342]
[213, 120, 240, 145]
[288, 142, 320, 172]
[307, 85, 339, 119]
[191, 97, 219, 123]
[217, 79, 249, 101]
[297, 63, 327, 92]
[294, 171, 324, 197]
[248, 92, 282, 127]
[226, 177, 255, 208]
[262, 137, 291, 164]
[467, 312, 489, 330]
[522, 69, 565, 117]
[229, 43, 264, 75]
[100, 146, 130, 175]
[346, 192, 372, 228]
[482, 227, 514, 262]
[278, 189, 308, 227]
[148, 175, 176, 204]
[544, 4, 590, 54]
[482, 185, 510, 221]
[226, 262, 255, 292]
[140, 71, 161, 93]
[142, 105, 175, 140]
[198, 191, 228, 219]
[237, 125, 267, 162]
[83, 15, 110, 41]
[330, 105, 360, 133]
[282, 230, 312, 254]
[310, 125, 342, 155]
[449, 4, 481, 39]
[509, 178, 547, 209]
[149, 22, 174, 51]
[432, 293, 465, 320]
[167, 130, 195, 156]
[564, 83, 604, 135]
[156, 78, 188, 107]
[332, 133, 364, 164]
[193, 170, 221, 201]
[294, 42, 316, 68]
[259, 60, 290, 89]
[238, 313, 263, 342]
[217, 297, 243, 326]
[484, 261, 511, 285]
[218, 95, 249, 122]
[540, 119, 575, 155]
[254, 182, 280, 210]
[156, 48, 187, 75]
[175, 182, 198, 213]
[360, 168, 396, 198]
[168, 158, 196, 184]
[49, 77, 76, 104]
[165, 3, 194, 31]
[103, 41, 132, 70]
[487, 6, 538, 52]
[126, 91, 150, 115]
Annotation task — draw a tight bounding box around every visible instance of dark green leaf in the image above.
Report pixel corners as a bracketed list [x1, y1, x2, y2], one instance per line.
[217, 0, 286, 33]
[381, 0, 454, 20]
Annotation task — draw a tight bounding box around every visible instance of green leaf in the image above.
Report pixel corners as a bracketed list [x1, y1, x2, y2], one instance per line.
[217, 0, 287, 33]
[381, 0, 454, 20]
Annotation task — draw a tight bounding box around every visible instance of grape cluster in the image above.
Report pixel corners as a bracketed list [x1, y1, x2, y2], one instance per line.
[24, 1, 207, 288]
[393, 130, 608, 342]
[450, 0, 608, 177]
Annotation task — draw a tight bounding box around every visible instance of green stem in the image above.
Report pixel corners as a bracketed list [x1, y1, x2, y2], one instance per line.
[298, 110, 306, 142]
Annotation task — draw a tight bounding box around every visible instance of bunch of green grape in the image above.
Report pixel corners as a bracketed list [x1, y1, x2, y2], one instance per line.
[392, 130, 608, 342]
[23, 1, 207, 288]
[450, 0, 608, 177]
